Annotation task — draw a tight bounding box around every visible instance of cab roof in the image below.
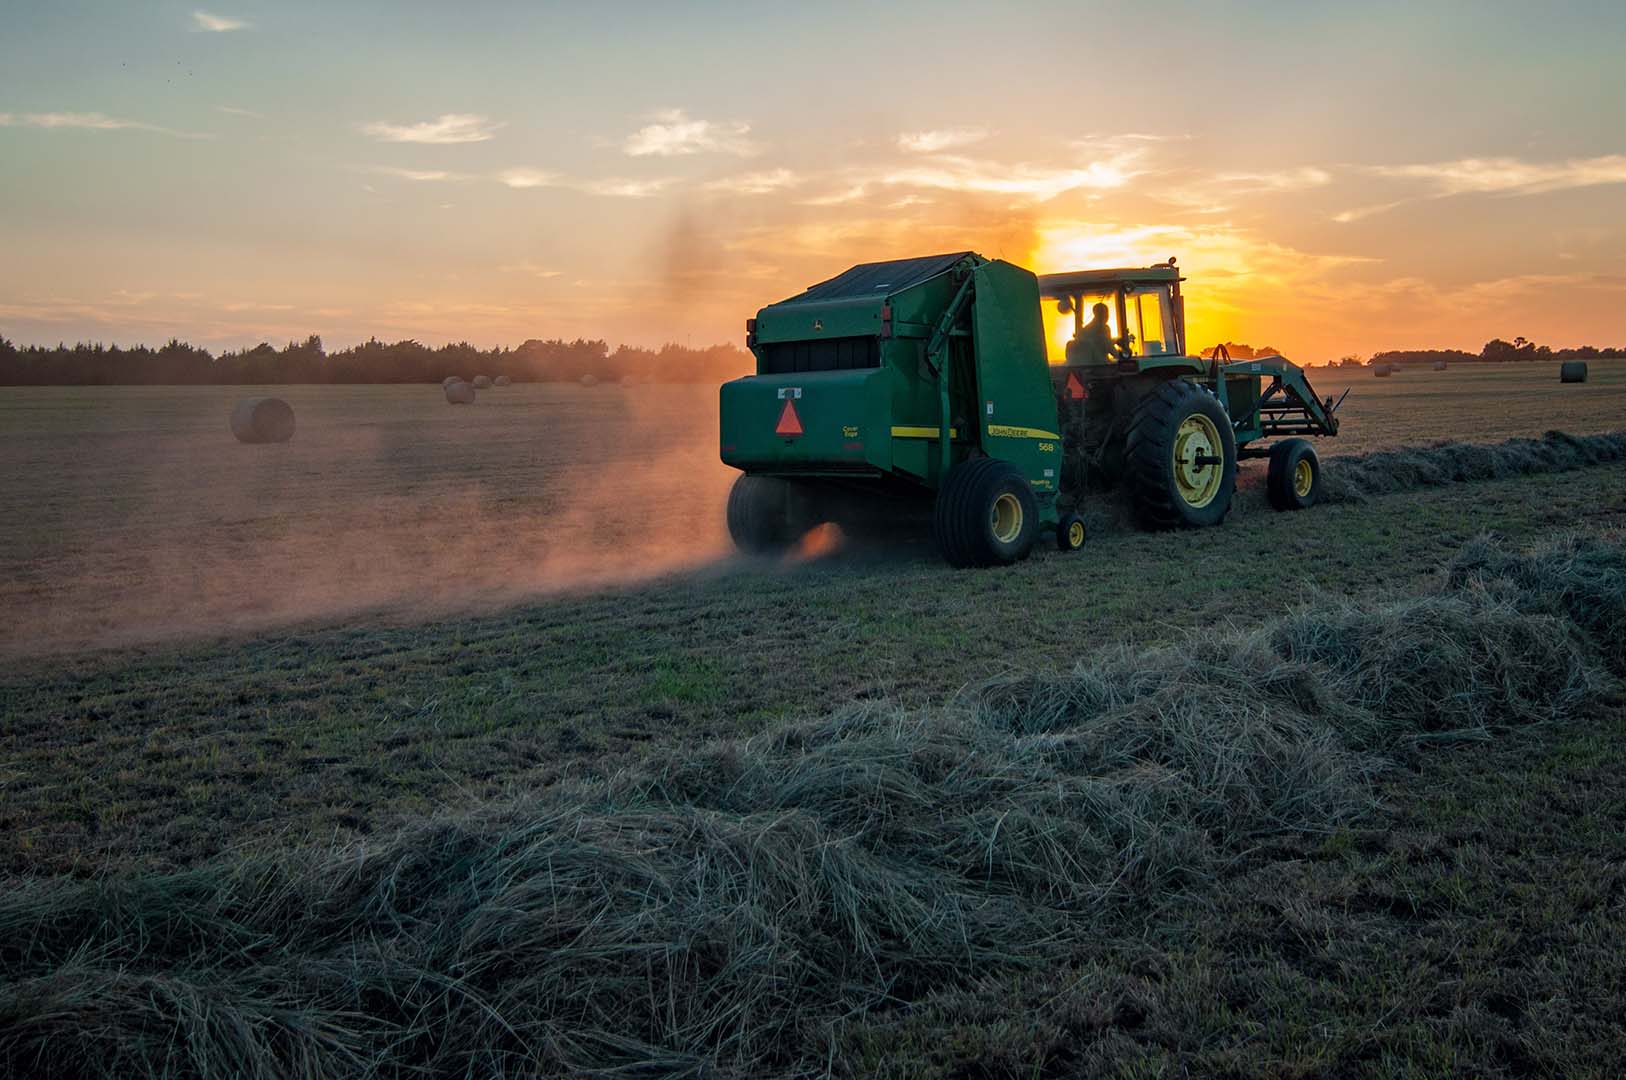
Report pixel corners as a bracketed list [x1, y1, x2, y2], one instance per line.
[1037, 265, 1181, 295]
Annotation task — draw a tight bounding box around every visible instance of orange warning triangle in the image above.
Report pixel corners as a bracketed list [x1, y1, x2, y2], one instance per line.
[775, 398, 804, 436]
[1065, 371, 1085, 400]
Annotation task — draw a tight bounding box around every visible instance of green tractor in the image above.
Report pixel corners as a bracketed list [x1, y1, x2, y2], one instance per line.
[719, 252, 1341, 567]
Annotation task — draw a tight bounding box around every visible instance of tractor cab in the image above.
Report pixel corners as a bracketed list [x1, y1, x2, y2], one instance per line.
[1037, 261, 1186, 366]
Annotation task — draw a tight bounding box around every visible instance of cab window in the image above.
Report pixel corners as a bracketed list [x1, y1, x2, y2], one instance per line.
[1125, 287, 1175, 356]
[1046, 290, 1119, 365]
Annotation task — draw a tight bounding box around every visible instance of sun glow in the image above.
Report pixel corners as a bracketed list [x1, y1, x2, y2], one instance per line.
[1028, 222, 1244, 358]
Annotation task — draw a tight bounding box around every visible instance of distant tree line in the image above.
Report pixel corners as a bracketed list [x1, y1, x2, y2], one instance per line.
[1361, 338, 1625, 369]
[0, 333, 754, 386]
[1199, 337, 1625, 369]
[1199, 342, 1283, 360]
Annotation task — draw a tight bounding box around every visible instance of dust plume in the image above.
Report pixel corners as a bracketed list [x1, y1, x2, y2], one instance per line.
[0, 384, 741, 661]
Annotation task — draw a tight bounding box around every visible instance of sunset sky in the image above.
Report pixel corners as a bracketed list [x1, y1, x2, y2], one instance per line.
[3, 0, 1624, 361]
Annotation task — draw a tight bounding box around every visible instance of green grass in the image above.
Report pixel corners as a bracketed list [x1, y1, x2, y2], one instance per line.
[3, 376, 1626, 1074]
[3, 530, 1624, 1077]
[4, 458, 1625, 878]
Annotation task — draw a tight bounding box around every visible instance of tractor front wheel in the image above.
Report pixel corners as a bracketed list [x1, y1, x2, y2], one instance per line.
[1123, 379, 1237, 530]
[1267, 438, 1322, 510]
[932, 458, 1038, 568]
[727, 474, 801, 554]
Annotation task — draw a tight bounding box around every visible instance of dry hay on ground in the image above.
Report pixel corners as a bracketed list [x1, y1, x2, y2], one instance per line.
[1317, 429, 1626, 503]
[2, 533, 1621, 1078]
[443, 381, 476, 405]
[228, 397, 295, 444]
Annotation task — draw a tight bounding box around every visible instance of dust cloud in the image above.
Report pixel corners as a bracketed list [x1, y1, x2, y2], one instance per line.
[0, 384, 743, 661]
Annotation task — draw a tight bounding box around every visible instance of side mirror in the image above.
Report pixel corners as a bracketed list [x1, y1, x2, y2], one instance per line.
[1056, 297, 1073, 315]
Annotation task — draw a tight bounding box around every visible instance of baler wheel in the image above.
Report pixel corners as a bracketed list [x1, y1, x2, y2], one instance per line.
[932, 458, 1038, 568]
[1056, 513, 1087, 552]
[726, 474, 798, 554]
[1123, 379, 1237, 530]
[1267, 438, 1322, 511]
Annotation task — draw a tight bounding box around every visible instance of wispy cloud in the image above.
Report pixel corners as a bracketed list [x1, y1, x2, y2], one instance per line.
[0, 111, 209, 139]
[878, 155, 1140, 200]
[704, 168, 800, 195]
[499, 260, 564, 279]
[1369, 154, 1626, 196]
[192, 11, 249, 32]
[495, 168, 560, 190]
[1213, 167, 1332, 191]
[1331, 199, 1411, 224]
[496, 168, 675, 198]
[795, 146, 1144, 208]
[215, 105, 263, 118]
[622, 108, 756, 157]
[369, 165, 471, 182]
[360, 113, 501, 145]
[897, 127, 989, 154]
[1331, 154, 1626, 223]
[581, 177, 676, 198]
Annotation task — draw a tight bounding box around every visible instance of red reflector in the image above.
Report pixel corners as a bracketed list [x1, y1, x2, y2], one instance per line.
[1065, 372, 1085, 400]
[775, 399, 804, 436]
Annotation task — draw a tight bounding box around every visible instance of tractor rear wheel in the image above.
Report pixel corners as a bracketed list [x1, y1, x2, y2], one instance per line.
[1267, 438, 1322, 510]
[1123, 379, 1237, 530]
[727, 474, 800, 554]
[932, 458, 1038, 568]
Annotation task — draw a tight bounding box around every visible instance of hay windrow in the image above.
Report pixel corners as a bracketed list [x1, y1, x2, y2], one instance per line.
[1317, 429, 1626, 503]
[3, 534, 1623, 1078]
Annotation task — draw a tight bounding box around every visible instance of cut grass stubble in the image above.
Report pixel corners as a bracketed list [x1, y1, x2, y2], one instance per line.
[4, 531, 1625, 1077]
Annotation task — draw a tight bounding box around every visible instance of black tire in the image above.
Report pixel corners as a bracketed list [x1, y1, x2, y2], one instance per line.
[1267, 438, 1322, 511]
[1055, 512, 1087, 552]
[727, 474, 798, 554]
[932, 458, 1039, 568]
[1123, 379, 1237, 530]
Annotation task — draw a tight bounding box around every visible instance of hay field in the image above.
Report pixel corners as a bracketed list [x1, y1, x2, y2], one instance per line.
[0, 382, 735, 657]
[2, 362, 1623, 659]
[1305, 360, 1626, 453]
[4, 363, 1626, 1076]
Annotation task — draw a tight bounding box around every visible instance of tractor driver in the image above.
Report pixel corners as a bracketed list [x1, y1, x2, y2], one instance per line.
[1066, 302, 1122, 366]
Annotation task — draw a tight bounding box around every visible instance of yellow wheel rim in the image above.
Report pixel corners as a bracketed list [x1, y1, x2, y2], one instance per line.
[991, 493, 1023, 543]
[1068, 520, 1085, 547]
[1172, 413, 1224, 508]
[1293, 457, 1314, 498]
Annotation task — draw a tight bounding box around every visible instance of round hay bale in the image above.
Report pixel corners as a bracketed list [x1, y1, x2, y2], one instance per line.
[1373, 364, 1392, 378]
[1432, 360, 1448, 371]
[493, 375, 511, 387]
[229, 397, 296, 443]
[442, 375, 463, 388]
[1560, 361, 1588, 384]
[619, 373, 637, 388]
[444, 380, 476, 405]
[580, 373, 599, 387]
[472, 375, 492, 389]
